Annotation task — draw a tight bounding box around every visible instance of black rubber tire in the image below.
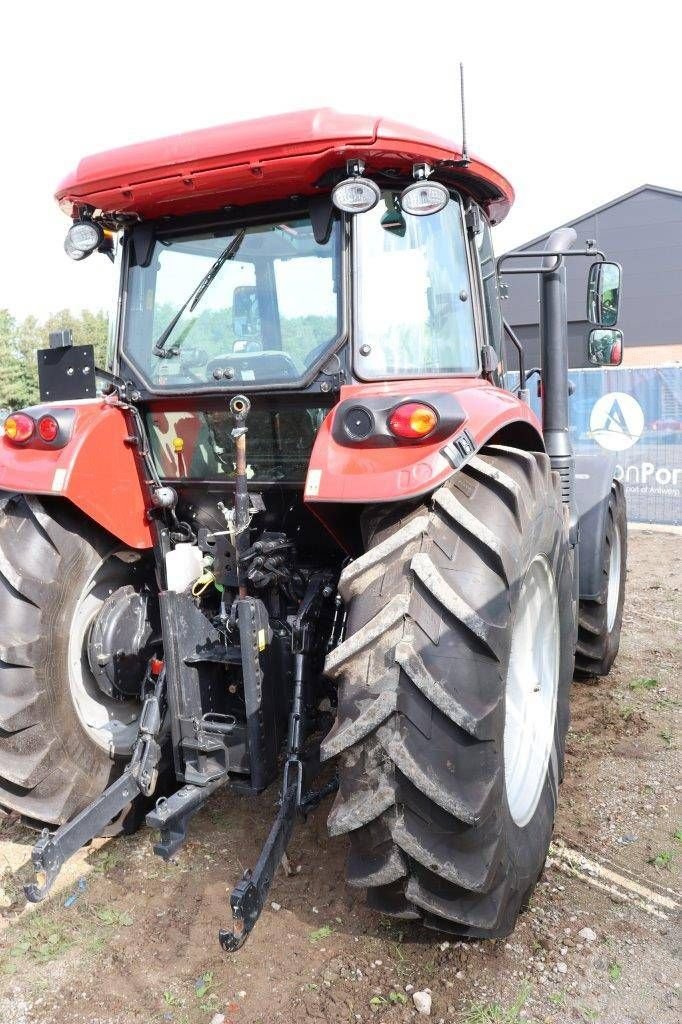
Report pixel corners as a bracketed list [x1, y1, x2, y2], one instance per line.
[321, 446, 575, 938]
[574, 481, 627, 679]
[0, 493, 143, 826]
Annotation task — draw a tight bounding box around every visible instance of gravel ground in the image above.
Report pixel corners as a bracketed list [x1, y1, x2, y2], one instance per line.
[0, 529, 679, 1024]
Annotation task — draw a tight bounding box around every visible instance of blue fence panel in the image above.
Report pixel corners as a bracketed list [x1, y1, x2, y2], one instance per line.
[512, 366, 682, 526]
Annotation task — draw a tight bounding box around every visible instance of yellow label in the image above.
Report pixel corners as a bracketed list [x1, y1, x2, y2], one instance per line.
[172, 437, 184, 453]
[257, 628, 266, 651]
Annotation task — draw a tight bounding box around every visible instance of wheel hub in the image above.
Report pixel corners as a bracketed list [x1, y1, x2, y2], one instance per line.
[503, 555, 560, 828]
[87, 585, 158, 700]
[68, 552, 154, 754]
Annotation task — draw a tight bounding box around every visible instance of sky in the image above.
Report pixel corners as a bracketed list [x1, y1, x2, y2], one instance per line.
[2, 0, 681, 322]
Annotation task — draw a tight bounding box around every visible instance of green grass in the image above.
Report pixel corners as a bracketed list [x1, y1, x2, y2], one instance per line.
[648, 850, 673, 870]
[628, 677, 659, 691]
[459, 983, 531, 1023]
[309, 924, 333, 943]
[608, 961, 622, 982]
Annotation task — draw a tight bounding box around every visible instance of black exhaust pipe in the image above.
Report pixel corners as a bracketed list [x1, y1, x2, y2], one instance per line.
[540, 227, 577, 526]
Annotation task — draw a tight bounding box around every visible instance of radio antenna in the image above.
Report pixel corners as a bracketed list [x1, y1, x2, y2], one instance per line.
[459, 62, 470, 166]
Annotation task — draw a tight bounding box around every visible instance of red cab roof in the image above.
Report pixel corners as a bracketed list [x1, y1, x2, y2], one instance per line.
[55, 108, 514, 225]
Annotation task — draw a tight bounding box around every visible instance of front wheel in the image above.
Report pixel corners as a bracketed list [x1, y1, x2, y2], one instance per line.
[321, 446, 575, 937]
[575, 481, 627, 678]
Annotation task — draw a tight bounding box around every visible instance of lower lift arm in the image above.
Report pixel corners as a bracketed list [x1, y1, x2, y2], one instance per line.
[24, 663, 166, 903]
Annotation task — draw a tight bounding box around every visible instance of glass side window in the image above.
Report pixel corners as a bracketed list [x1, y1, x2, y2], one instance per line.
[123, 216, 342, 390]
[474, 215, 504, 355]
[354, 192, 478, 378]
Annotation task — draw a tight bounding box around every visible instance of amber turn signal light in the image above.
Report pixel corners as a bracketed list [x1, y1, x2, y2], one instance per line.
[3, 413, 35, 443]
[388, 402, 438, 440]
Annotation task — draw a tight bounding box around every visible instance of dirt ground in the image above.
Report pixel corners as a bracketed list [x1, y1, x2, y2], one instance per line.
[0, 530, 680, 1024]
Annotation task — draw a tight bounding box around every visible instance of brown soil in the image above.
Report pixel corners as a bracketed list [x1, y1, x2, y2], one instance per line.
[0, 530, 680, 1024]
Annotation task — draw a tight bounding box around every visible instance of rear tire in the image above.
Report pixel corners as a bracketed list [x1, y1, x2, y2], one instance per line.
[322, 446, 575, 938]
[574, 481, 627, 679]
[0, 494, 148, 826]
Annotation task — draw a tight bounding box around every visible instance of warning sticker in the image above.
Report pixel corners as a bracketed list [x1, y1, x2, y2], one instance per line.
[305, 469, 322, 497]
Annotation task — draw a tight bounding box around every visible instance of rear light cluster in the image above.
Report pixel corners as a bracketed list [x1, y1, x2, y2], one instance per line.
[388, 402, 439, 440]
[3, 412, 64, 446]
[334, 393, 467, 449]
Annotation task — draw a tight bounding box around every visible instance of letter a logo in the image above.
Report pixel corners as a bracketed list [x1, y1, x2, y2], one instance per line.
[589, 392, 644, 452]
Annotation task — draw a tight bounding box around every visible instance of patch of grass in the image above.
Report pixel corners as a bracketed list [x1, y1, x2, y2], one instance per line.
[608, 961, 622, 982]
[92, 849, 121, 873]
[459, 983, 531, 1023]
[95, 906, 133, 926]
[628, 677, 659, 691]
[549, 991, 565, 1006]
[195, 971, 213, 999]
[162, 990, 184, 1008]
[648, 850, 673, 870]
[309, 924, 333, 943]
[2, 915, 75, 970]
[619, 705, 636, 721]
[659, 729, 673, 746]
[389, 991, 407, 1005]
[673, 828, 682, 843]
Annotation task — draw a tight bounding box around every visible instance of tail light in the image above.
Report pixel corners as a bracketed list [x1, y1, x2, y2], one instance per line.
[37, 415, 59, 443]
[2, 408, 73, 448]
[3, 413, 35, 443]
[388, 402, 439, 440]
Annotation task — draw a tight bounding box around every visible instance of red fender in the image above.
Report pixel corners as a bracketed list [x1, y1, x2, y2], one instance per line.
[0, 401, 153, 549]
[304, 378, 543, 504]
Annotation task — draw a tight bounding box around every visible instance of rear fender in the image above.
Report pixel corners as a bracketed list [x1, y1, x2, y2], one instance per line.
[304, 378, 543, 505]
[0, 400, 152, 549]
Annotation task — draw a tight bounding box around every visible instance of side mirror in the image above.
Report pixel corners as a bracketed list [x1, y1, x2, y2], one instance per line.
[587, 261, 621, 327]
[232, 285, 260, 339]
[588, 328, 623, 366]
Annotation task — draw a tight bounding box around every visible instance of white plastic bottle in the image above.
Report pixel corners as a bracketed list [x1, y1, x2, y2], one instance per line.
[165, 543, 204, 593]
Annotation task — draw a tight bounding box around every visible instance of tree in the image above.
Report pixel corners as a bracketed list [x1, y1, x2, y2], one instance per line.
[0, 309, 24, 411]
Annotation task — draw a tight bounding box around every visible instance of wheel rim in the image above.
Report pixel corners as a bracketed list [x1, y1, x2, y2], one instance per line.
[606, 523, 622, 633]
[504, 555, 560, 828]
[68, 552, 143, 755]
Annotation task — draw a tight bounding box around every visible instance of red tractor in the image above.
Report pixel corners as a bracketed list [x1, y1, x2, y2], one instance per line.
[0, 110, 626, 949]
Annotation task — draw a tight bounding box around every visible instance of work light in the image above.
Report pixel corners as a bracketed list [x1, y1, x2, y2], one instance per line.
[399, 180, 449, 217]
[331, 177, 380, 214]
[64, 219, 103, 260]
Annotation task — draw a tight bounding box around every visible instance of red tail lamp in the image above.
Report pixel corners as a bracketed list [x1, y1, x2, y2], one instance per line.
[388, 402, 439, 440]
[3, 413, 35, 443]
[37, 415, 59, 443]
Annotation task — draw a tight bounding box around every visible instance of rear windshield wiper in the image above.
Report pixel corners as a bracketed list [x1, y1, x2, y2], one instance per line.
[152, 227, 247, 358]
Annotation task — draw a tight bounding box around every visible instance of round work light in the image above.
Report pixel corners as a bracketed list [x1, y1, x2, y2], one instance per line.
[331, 177, 381, 214]
[64, 220, 103, 260]
[399, 180, 449, 217]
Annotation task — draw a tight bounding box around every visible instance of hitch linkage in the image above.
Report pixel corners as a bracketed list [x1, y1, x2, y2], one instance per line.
[24, 662, 167, 904]
[218, 571, 338, 952]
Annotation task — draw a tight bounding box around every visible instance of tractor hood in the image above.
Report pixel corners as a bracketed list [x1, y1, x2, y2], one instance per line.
[55, 108, 514, 225]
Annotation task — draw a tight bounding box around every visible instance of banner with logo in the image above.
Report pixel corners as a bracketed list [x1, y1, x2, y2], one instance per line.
[519, 366, 682, 526]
